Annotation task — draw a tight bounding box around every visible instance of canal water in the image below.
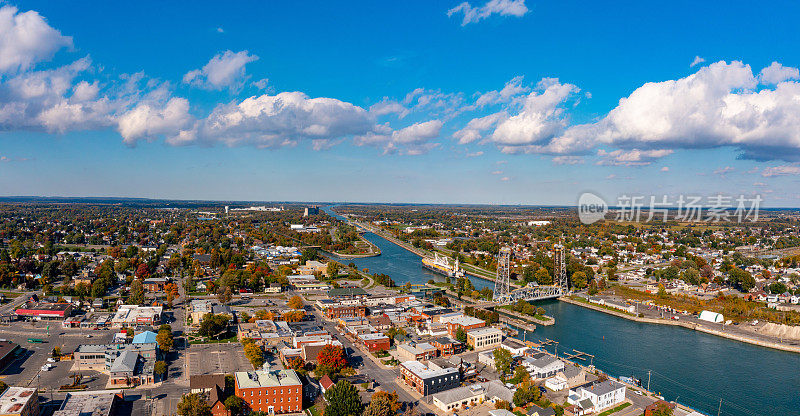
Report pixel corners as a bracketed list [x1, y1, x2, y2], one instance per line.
[323, 206, 800, 416]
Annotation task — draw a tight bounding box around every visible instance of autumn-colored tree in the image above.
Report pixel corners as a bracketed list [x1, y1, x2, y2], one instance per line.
[316, 344, 347, 377]
[136, 263, 150, 278]
[287, 356, 305, 371]
[288, 295, 304, 309]
[282, 311, 305, 322]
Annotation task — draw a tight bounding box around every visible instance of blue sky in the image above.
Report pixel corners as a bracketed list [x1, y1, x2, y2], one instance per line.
[2, 0, 800, 206]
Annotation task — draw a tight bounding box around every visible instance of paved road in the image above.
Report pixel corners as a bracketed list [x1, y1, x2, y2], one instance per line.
[298, 291, 417, 405]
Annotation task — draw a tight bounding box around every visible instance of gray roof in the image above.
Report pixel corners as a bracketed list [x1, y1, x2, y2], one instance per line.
[432, 384, 485, 405]
[527, 405, 556, 416]
[482, 380, 512, 402]
[527, 355, 562, 369]
[562, 365, 582, 379]
[109, 350, 137, 373]
[579, 380, 625, 396]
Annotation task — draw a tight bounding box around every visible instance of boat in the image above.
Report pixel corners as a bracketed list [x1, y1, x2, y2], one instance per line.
[422, 252, 465, 278]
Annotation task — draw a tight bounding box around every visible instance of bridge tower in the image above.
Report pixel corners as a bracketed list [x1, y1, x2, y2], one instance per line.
[554, 244, 568, 290]
[493, 247, 512, 302]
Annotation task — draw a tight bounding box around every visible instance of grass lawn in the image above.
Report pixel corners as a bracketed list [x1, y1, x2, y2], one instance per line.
[597, 402, 631, 416]
[308, 404, 323, 416]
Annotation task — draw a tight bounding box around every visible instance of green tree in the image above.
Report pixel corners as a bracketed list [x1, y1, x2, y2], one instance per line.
[154, 361, 167, 377]
[129, 279, 144, 305]
[327, 261, 340, 277]
[493, 347, 512, 376]
[535, 267, 552, 285]
[216, 286, 232, 304]
[455, 327, 467, 343]
[224, 396, 247, 416]
[177, 393, 212, 416]
[324, 380, 364, 416]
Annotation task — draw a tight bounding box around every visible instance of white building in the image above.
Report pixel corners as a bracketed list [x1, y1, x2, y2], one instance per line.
[522, 355, 564, 379]
[568, 380, 626, 412]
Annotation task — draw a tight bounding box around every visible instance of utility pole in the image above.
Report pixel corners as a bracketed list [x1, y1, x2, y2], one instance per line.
[717, 398, 723, 416]
[647, 370, 651, 391]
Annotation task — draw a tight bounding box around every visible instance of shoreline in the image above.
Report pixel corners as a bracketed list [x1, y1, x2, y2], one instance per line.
[560, 296, 800, 354]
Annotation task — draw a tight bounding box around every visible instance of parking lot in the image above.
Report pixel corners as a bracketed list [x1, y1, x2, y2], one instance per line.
[0, 320, 116, 391]
[187, 342, 250, 376]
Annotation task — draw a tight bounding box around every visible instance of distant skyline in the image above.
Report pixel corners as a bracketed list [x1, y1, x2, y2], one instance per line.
[3, 1, 800, 206]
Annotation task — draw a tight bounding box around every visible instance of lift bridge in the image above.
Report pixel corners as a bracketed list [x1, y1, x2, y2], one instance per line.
[493, 244, 568, 305]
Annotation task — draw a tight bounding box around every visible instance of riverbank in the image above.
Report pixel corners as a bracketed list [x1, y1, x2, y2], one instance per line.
[560, 296, 800, 354]
[353, 219, 510, 286]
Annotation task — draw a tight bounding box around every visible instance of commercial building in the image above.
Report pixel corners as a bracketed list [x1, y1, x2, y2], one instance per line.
[234, 368, 303, 414]
[444, 315, 485, 338]
[397, 342, 438, 361]
[399, 361, 460, 396]
[15, 302, 73, 320]
[323, 306, 366, 319]
[432, 384, 485, 412]
[466, 327, 502, 350]
[288, 275, 329, 291]
[0, 341, 19, 371]
[111, 305, 163, 327]
[0, 387, 38, 416]
[522, 355, 565, 379]
[73, 342, 159, 386]
[53, 392, 120, 416]
[358, 333, 390, 352]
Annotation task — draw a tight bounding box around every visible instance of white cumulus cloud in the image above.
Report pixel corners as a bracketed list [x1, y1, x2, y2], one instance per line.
[758, 62, 800, 85]
[183, 50, 259, 91]
[0, 6, 72, 74]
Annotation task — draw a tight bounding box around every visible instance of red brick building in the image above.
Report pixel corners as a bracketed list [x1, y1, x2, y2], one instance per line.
[234, 369, 303, 414]
[323, 306, 366, 319]
[358, 333, 390, 352]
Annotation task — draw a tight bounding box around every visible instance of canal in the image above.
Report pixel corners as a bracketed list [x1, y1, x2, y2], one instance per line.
[324, 206, 800, 416]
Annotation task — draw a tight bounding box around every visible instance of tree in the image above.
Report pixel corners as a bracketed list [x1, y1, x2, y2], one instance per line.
[0, 381, 6, 395]
[494, 400, 511, 410]
[535, 268, 552, 285]
[52, 346, 61, 358]
[288, 295, 304, 309]
[323, 380, 363, 416]
[217, 286, 232, 304]
[649, 402, 675, 416]
[224, 396, 246, 416]
[455, 327, 467, 343]
[177, 393, 212, 416]
[570, 271, 588, 289]
[316, 344, 347, 377]
[154, 360, 167, 377]
[136, 263, 150, 278]
[157, 329, 174, 353]
[198, 313, 229, 339]
[242, 338, 265, 369]
[512, 382, 541, 407]
[493, 347, 512, 376]
[129, 279, 144, 305]
[363, 391, 401, 416]
[327, 261, 340, 277]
